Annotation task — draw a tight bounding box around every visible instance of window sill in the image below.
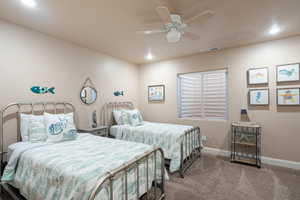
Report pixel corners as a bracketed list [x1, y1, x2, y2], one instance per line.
[177, 117, 228, 122]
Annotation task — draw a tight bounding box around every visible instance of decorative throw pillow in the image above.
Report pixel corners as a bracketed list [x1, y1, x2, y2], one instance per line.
[124, 109, 144, 126]
[62, 124, 78, 141]
[44, 113, 77, 142]
[120, 110, 131, 125]
[21, 114, 46, 142]
[29, 115, 47, 143]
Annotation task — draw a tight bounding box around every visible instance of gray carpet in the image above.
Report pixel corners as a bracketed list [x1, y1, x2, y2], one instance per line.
[1, 154, 299, 200]
[166, 154, 300, 200]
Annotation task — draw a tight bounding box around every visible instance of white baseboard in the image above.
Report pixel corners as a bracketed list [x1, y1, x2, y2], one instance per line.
[203, 147, 300, 170]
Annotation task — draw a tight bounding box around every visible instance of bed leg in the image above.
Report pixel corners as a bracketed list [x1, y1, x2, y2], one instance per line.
[180, 141, 184, 178]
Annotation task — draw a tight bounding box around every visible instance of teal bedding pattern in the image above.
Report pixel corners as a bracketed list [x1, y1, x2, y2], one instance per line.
[110, 122, 201, 173]
[2, 134, 164, 200]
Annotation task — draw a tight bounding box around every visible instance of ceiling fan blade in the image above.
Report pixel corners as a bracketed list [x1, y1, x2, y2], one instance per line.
[154, 0, 176, 13]
[185, 10, 214, 25]
[156, 6, 172, 24]
[136, 29, 167, 35]
[184, 31, 200, 40]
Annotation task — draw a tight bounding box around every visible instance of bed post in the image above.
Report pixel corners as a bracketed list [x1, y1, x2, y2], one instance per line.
[179, 127, 201, 178]
[180, 141, 184, 178]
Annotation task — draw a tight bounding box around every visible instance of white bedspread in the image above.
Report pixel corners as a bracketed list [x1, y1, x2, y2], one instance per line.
[110, 122, 200, 173]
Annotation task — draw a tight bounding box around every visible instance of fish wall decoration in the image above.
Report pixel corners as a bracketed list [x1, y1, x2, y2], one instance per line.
[31, 86, 56, 94]
[114, 91, 124, 96]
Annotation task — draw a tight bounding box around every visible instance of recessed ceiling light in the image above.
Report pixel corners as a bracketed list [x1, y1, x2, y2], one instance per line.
[269, 24, 280, 35]
[145, 52, 153, 60]
[21, 0, 37, 8]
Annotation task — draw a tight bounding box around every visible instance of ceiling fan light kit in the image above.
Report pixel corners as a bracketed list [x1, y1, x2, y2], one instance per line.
[167, 27, 181, 43]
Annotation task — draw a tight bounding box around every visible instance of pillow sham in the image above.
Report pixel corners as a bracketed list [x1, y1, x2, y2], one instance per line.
[20, 114, 45, 142]
[29, 115, 47, 143]
[44, 113, 77, 142]
[120, 110, 131, 125]
[124, 109, 144, 126]
[113, 110, 123, 125]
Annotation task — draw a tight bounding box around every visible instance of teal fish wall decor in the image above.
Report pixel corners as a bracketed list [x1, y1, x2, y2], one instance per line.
[114, 91, 124, 96]
[31, 86, 55, 94]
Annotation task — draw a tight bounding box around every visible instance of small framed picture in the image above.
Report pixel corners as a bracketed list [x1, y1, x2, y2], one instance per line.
[277, 88, 300, 106]
[247, 67, 268, 85]
[148, 85, 165, 102]
[248, 89, 269, 105]
[276, 63, 300, 82]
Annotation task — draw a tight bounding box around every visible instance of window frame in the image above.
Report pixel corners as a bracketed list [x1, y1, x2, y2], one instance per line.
[177, 68, 229, 121]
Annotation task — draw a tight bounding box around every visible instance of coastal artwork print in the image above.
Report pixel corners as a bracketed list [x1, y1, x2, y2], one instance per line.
[249, 89, 269, 105]
[277, 88, 300, 106]
[148, 85, 165, 102]
[248, 67, 268, 85]
[277, 63, 300, 82]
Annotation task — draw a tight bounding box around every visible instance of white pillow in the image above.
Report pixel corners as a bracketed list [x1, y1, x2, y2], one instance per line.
[29, 116, 47, 143]
[20, 114, 45, 141]
[113, 110, 124, 125]
[44, 113, 77, 142]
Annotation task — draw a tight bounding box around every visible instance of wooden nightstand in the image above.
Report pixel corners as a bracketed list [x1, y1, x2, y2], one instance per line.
[77, 126, 109, 137]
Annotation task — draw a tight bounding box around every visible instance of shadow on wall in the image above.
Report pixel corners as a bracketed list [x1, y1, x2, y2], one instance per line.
[247, 83, 268, 88]
[276, 81, 300, 86]
[277, 106, 300, 112]
[248, 105, 270, 111]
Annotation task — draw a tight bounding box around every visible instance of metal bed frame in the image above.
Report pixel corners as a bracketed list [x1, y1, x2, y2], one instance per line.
[104, 102, 202, 178]
[0, 102, 165, 200]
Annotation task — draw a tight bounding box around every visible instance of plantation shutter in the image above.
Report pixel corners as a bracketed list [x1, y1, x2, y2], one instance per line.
[178, 69, 228, 120]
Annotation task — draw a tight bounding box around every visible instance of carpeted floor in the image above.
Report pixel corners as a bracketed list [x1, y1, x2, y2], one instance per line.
[166, 154, 300, 200]
[1, 154, 299, 200]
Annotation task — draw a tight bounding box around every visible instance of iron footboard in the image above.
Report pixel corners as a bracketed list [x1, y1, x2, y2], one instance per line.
[179, 127, 201, 178]
[89, 148, 165, 200]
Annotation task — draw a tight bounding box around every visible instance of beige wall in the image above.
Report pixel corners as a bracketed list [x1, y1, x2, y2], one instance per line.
[0, 20, 139, 147]
[139, 36, 300, 163]
[1, 19, 299, 163]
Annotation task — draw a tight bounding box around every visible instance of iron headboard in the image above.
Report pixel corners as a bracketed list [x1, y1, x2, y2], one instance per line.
[0, 102, 76, 172]
[103, 102, 134, 126]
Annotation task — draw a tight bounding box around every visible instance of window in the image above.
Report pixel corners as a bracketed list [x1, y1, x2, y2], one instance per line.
[177, 69, 228, 120]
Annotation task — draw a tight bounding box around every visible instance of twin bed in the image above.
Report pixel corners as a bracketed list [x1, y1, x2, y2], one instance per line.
[1, 102, 165, 200]
[104, 102, 202, 178]
[0, 101, 201, 200]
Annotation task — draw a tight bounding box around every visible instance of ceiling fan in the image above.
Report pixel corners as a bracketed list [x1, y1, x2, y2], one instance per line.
[137, 4, 214, 43]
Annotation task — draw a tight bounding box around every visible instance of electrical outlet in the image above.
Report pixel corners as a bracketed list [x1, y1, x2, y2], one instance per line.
[202, 136, 207, 141]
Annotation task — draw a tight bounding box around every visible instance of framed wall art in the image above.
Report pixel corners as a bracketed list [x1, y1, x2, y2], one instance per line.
[148, 85, 165, 102]
[247, 67, 268, 85]
[277, 88, 300, 106]
[276, 63, 300, 83]
[248, 89, 269, 106]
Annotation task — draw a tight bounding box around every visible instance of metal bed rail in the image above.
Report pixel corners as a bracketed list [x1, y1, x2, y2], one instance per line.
[179, 127, 201, 178]
[89, 148, 165, 200]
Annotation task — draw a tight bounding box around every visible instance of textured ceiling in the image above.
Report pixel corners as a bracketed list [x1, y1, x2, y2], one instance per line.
[0, 0, 300, 64]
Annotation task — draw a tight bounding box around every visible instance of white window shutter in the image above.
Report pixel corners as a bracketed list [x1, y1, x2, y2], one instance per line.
[178, 69, 228, 120]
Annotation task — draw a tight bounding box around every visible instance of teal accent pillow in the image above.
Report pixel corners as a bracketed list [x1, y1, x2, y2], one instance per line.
[63, 125, 78, 141]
